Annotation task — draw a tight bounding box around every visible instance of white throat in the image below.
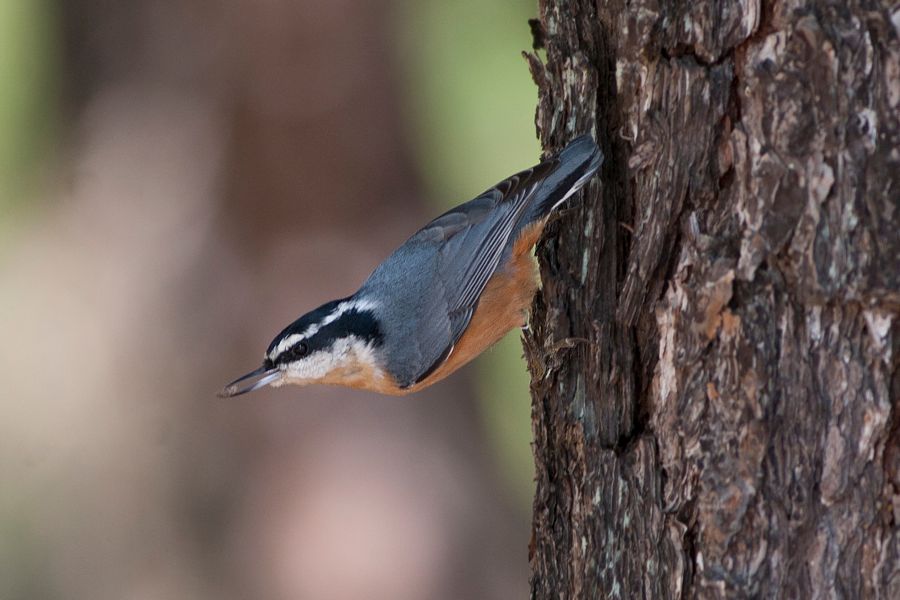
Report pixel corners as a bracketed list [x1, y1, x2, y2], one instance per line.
[274, 335, 384, 387]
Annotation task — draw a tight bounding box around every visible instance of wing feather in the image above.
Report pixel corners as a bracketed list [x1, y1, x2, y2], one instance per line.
[410, 161, 558, 383]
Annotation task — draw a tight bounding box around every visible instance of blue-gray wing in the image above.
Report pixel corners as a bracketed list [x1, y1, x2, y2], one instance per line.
[363, 135, 602, 388]
[407, 159, 560, 383]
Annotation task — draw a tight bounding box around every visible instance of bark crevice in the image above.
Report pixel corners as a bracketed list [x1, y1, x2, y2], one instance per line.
[527, 0, 900, 597]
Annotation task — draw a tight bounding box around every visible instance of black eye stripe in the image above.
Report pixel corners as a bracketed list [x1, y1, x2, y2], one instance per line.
[312, 309, 383, 350]
[270, 307, 383, 366]
[265, 298, 348, 357]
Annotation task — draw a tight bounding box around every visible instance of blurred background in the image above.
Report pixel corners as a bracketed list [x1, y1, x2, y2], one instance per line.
[0, 1, 541, 598]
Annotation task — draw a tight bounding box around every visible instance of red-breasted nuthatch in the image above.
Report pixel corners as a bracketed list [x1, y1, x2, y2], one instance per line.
[220, 135, 602, 397]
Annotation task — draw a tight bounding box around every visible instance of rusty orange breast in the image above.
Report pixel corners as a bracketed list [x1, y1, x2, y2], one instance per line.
[400, 218, 547, 394]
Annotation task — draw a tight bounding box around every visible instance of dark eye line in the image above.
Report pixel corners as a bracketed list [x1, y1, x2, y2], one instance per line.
[293, 341, 309, 357]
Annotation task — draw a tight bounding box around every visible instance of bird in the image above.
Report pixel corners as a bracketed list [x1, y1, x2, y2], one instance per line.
[219, 135, 602, 397]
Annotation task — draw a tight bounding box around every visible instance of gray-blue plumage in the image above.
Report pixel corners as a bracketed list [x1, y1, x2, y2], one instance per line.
[356, 135, 603, 388]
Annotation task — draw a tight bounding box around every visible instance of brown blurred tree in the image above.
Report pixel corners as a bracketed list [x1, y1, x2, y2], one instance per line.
[524, 0, 899, 597]
[52, 2, 528, 599]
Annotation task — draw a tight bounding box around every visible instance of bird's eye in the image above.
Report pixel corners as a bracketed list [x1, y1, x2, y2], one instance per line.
[292, 342, 309, 358]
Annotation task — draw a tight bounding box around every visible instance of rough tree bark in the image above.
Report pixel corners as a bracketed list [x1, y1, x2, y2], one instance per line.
[524, 0, 899, 597]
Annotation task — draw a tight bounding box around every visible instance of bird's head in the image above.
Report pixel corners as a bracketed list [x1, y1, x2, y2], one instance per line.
[218, 297, 385, 397]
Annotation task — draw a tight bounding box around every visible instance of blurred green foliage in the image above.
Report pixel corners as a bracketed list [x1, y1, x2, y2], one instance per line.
[395, 0, 539, 510]
[0, 0, 58, 223]
[0, 0, 540, 515]
[0, 3, 57, 594]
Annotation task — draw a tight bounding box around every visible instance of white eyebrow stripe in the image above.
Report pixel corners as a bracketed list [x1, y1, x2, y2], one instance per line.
[344, 297, 379, 313]
[268, 298, 380, 361]
[269, 333, 305, 360]
[300, 309, 341, 338]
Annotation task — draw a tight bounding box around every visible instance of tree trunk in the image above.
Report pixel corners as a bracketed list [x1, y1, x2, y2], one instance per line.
[524, 0, 900, 597]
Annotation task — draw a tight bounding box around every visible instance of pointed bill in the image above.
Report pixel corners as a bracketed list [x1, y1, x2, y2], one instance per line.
[218, 365, 281, 397]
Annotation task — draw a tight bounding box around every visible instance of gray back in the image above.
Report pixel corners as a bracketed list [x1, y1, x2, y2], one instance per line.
[358, 135, 602, 388]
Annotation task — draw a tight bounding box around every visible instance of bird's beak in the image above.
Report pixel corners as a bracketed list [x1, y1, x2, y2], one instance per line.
[218, 365, 281, 397]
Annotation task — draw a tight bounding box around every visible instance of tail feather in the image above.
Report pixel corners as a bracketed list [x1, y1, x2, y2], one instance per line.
[528, 134, 603, 222]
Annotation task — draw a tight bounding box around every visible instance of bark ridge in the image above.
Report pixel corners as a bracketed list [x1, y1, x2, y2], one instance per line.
[525, 1, 900, 597]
